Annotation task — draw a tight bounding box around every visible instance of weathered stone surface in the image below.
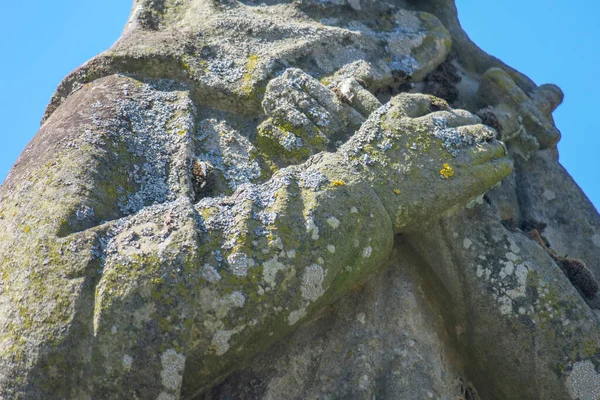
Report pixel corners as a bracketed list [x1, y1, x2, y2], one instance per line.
[209, 241, 471, 400]
[1, 0, 599, 399]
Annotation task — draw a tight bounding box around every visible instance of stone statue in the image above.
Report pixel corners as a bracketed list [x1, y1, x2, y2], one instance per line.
[1, 0, 599, 399]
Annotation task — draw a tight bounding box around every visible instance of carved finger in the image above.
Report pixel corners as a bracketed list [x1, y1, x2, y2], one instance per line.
[530, 84, 564, 116]
[294, 72, 364, 129]
[476, 67, 561, 149]
[388, 93, 437, 119]
[263, 68, 363, 137]
[454, 124, 497, 142]
[453, 141, 508, 168]
[417, 109, 482, 129]
[335, 78, 382, 118]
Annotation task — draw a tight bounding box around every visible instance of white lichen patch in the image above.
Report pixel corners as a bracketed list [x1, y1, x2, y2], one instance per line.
[326, 216, 340, 229]
[495, 262, 529, 315]
[301, 264, 325, 301]
[263, 257, 287, 288]
[499, 261, 515, 279]
[76, 205, 95, 221]
[356, 312, 366, 325]
[306, 217, 320, 240]
[200, 264, 221, 283]
[211, 330, 234, 356]
[210, 292, 249, 320]
[362, 246, 372, 258]
[566, 360, 600, 400]
[258, 211, 278, 226]
[299, 170, 327, 190]
[474, 251, 529, 316]
[476, 265, 485, 278]
[288, 307, 307, 325]
[229, 291, 246, 308]
[498, 296, 513, 315]
[160, 349, 186, 392]
[358, 374, 370, 391]
[432, 116, 494, 157]
[196, 119, 262, 190]
[198, 287, 244, 321]
[227, 252, 253, 277]
[122, 354, 133, 371]
[111, 81, 196, 215]
[463, 238, 472, 250]
[327, 244, 336, 254]
[505, 264, 528, 299]
[543, 189, 556, 201]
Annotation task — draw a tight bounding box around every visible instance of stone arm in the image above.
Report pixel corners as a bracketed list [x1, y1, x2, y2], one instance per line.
[175, 93, 511, 397]
[92, 88, 510, 399]
[0, 73, 510, 399]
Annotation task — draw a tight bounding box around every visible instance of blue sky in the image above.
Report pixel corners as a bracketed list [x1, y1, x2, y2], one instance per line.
[1, 1, 598, 210]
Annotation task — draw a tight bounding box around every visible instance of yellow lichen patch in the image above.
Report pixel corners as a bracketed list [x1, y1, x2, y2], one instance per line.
[180, 60, 191, 72]
[440, 163, 454, 179]
[332, 180, 345, 186]
[393, 189, 401, 195]
[583, 340, 598, 357]
[241, 54, 260, 95]
[246, 54, 259, 71]
[243, 54, 259, 83]
[319, 76, 333, 86]
[23, 226, 31, 234]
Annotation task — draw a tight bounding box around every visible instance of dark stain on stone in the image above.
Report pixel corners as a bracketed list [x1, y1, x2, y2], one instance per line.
[529, 229, 599, 300]
[422, 58, 461, 104]
[476, 106, 503, 136]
